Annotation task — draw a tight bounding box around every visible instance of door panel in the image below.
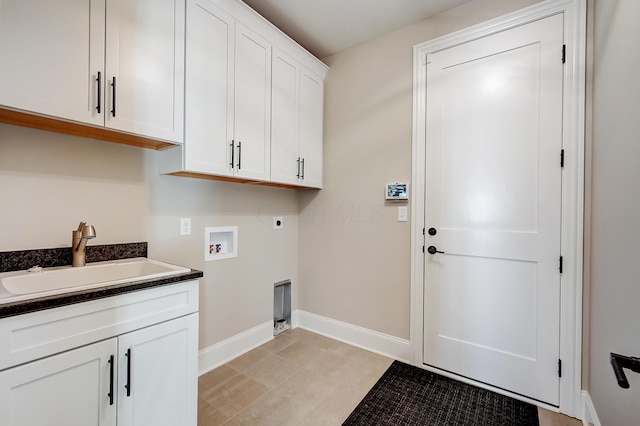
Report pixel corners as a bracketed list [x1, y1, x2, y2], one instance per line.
[0, 338, 117, 426]
[424, 14, 564, 405]
[233, 23, 271, 180]
[184, 0, 235, 176]
[0, 0, 105, 125]
[105, 0, 184, 142]
[117, 314, 198, 426]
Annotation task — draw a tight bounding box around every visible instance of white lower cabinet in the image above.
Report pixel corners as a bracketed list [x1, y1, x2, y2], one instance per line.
[117, 314, 198, 426]
[0, 338, 117, 426]
[0, 281, 199, 426]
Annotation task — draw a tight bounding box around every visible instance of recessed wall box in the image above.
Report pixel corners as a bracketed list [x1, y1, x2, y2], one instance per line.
[385, 183, 409, 201]
[205, 226, 238, 261]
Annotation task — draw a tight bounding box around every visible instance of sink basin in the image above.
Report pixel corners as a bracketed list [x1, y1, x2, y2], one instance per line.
[1, 258, 190, 295]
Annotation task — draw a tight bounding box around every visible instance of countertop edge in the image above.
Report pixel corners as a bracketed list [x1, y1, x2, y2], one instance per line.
[0, 269, 203, 319]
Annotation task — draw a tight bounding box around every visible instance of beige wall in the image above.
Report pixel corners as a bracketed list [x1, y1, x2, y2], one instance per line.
[0, 123, 299, 349]
[298, 0, 543, 340]
[588, 0, 640, 423]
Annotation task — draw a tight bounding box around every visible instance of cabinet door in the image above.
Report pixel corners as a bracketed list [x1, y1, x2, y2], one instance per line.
[233, 23, 271, 181]
[117, 313, 198, 426]
[105, 0, 185, 143]
[298, 68, 324, 188]
[183, 0, 235, 176]
[0, 338, 117, 426]
[0, 0, 105, 126]
[271, 48, 300, 185]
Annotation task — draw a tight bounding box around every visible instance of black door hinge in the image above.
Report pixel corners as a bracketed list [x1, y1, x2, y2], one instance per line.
[562, 44, 566, 64]
[558, 359, 562, 378]
[559, 256, 564, 273]
[560, 149, 565, 167]
[422, 246, 425, 253]
[423, 227, 425, 236]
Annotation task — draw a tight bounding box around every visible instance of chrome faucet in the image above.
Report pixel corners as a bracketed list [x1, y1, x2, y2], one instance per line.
[72, 221, 96, 267]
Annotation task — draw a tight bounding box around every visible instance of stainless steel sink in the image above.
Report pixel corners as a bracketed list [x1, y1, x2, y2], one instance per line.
[1, 258, 190, 295]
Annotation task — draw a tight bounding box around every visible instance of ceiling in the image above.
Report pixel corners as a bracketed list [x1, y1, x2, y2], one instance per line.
[242, 0, 473, 59]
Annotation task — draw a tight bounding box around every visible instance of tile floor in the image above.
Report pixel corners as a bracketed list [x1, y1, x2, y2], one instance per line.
[198, 328, 581, 426]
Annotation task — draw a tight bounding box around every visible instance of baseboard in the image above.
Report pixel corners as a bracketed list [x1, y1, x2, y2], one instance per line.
[292, 309, 413, 362]
[198, 320, 273, 376]
[582, 391, 601, 426]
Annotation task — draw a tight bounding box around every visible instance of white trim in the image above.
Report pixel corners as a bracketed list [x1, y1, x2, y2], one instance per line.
[411, 0, 585, 418]
[581, 391, 601, 426]
[197, 320, 273, 375]
[293, 310, 412, 362]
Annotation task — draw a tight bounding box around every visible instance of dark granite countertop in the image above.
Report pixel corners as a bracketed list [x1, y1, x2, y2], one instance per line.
[0, 243, 203, 319]
[0, 268, 203, 319]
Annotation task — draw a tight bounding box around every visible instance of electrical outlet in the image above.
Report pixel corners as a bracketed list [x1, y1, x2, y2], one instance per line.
[273, 216, 284, 230]
[180, 218, 191, 235]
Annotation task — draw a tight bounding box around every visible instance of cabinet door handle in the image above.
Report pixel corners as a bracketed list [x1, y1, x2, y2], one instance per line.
[125, 348, 131, 397]
[96, 72, 101, 114]
[301, 158, 305, 180]
[110, 76, 117, 117]
[230, 140, 235, 169]
[237, 141, 242, 169]
[296, 157, 301, 178]
[108, 354, 115, 405]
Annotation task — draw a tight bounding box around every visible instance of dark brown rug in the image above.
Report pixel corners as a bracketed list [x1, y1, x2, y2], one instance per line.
[343, 361, 539, 426]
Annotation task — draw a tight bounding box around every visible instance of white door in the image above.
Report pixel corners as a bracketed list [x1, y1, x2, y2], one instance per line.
[104, 0, 185, 143]
[0, 0, 105, 126]
[183, 0, 235, 176]
[271, 48, 300, 186]
[117, 313, 198, 426]
[233, 23, 271, 181]
[0, 338, 117, 426]
[423, 14, 564, 405]
[298, 68, 324, 189]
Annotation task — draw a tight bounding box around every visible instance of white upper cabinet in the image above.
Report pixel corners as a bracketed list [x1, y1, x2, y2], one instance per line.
[160, 0, 326, 188]
[182, 0, 235, 176]
[0, 0, 106, 126]
[233, 23, 271, 181]
[298, 69, 324, 188]
[271, 49, 300, 186]
[104, 0, 185, 143]
[0, 0, 185, 144]
[172, 0, 270, 180]
[271, 48, 324, 188]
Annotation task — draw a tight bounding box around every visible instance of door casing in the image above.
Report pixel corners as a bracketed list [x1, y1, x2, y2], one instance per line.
[410, 0, 586, 417]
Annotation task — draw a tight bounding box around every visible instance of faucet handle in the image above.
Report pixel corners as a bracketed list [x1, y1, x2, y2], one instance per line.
[77, 221, 87, 232]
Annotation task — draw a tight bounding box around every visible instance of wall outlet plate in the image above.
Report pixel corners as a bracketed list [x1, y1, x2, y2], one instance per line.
[273, 217, 284, 230]
[180, 218, 191, 235]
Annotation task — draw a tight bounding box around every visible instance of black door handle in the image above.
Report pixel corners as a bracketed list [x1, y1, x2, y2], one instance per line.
[110, 76, 116, 117]
[427, 228, 437, 236]
[107, 354, 114, 405]
[427, 246, 444, 255]
[96, 71, 101, 114]
[611, 353, 640, 389]
[125, 348, 132, 396]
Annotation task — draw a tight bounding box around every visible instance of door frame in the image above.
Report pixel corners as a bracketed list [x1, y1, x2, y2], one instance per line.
[410, 0, 586, 418]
